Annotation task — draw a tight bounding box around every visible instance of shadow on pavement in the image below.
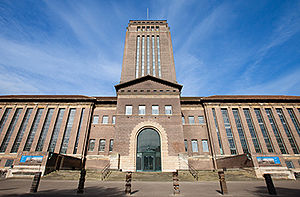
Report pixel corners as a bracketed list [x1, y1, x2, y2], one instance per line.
[3, 186, 126, 197]
[252, 186, 300, 197]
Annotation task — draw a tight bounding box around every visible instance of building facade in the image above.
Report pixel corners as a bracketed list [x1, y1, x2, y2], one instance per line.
[0, 20, 300, 179]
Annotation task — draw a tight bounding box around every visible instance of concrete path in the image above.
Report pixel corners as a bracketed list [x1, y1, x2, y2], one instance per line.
[0, 178, 299, 196]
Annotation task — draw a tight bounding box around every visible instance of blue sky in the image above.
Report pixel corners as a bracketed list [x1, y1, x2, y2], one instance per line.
[0, 0, 300, 96]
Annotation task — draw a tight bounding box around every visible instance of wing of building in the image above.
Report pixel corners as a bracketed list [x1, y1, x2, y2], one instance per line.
[1, 20, 300, 179]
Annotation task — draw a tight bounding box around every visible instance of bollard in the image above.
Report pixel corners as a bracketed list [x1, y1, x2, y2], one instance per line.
[30, 172, 42, 193]
[173, 170, 180, 195]
[263, 174, 277, 195]
[125, 172, 132, 195]
[218, 171, 228, 195]
[77, 169, 86, 194]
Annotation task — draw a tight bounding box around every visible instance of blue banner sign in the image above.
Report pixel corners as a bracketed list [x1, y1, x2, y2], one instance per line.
[20, 155, 43, 164]
[256, 156, 280, 165]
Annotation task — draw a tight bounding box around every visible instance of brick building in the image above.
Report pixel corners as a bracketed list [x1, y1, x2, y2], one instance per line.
[0, 20, 300, 179]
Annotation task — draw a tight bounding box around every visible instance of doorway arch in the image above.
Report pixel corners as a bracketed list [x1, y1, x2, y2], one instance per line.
[136, 128, 161, 171]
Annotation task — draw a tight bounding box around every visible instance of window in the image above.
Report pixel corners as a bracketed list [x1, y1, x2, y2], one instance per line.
[147, 36, 150, 74]
[232, 109, 249, 154]
[93, 115, 99, 124]
[152, 36, 156, 76]
[73, 108, 85, 154]
[5, 159, 13, 167]
[191, 140, 198, 152]
[188, 116, 195, 124]
[102, 115, 108, 124]
[182, 116, 185, 125]
[60, 108, 76, 154]
[243, 109, 261, 153]
[136, 37, 140, 78]
[165, 105, 172, 115]
[157, 36, 161, 77]
[0, 108, 12, 135]
[287, 109, 300, 137]
[99, 139, 106, 152]
[141, 36, 145, 76]
[125, 105, 132, 115]
[221, 109, 237, 155]
[112, 116, 116, 124]
[184, 139, 188, 152]
[198, 116, 204, 124]
[109, 139, 114, 152]
[48, 108, 65, 152]
[139, 105, 146, 115]
[212, 108, 224, 155]
[152, 105, 159, 115]
[88, 139, 95, 152]
[285, 160, 294, 169]
[202, 140, 209, 152]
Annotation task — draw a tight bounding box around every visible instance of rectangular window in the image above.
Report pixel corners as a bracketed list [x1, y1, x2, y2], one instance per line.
[232, 109, 249, 154]
[88, 139, 95, 152]
[141, 36, 145, 76]
[285, 160, 294, 169]
[23, 108, 44, 151]
[92, 115, 99, 124]
[139, 105, 146, 115]
[276, 108, 299, 154]
[109, 139, 114, 152]
[48, 108, 65, 152]
[11, 108, 33, 153]
[287, 109, 300, 137]
[0, 108, 22, 153]
[221, 109, 237, 155]
[99, 139, 106, 152]
[112, 116, 116, 124]
[265, 108, 287, 154]
[73, 108, 85, 154]
[125, 105, 132, 115]
[188, 116, 195, 124]
[102, 115, 109, 124]
[35, 108, 54, 151]
[165, 105, 172, 115]
[182, 116, 185, 125]
[254, 109, 274, 153]
[191, 140, 198, 152]
[5, 159, 14, 167]
[157, 36, 161, 77]
[198, 116, 205, 124]
[152, 105, 159, 115]
[184, 139, 188, 152]
[243, 109, 261, 153]
[147, 36, 150, 74]
[152, 36, 156, 76]
[60, 108, 76, 154]
[0, 108, 12, 135]
[136, 36, 140, 78]
[202, 140, 209, 152]
[212, 108, 224, 155]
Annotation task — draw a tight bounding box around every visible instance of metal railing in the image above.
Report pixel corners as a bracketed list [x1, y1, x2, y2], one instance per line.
[101, 163, 111, 181]
[188, 163, 199, 181]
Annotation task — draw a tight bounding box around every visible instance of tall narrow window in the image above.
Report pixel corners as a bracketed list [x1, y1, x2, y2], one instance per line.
[11, 108, 33, 153]
[232, 109, 249, 154]
[99, 139, 106, 152]
[139, 105, 146, 115]
[265, 108, 287, 154]
[88, 139, 95, 152]
[112, 116, 116, 124]
[221, 109, 237, 155]
[202, 140, 209, 152]
[276, 109, 299, 154]
[102, 115, 109, 124]
[152, 105, 159, 115]
[109, 139, 114, 151]
[73, 108, 85, 154]
[141, 36, 145, 76]
[60, 108, 76, 154]
[182, 116, 185, 125]
[198, 116, 205, 124]
[157, 36, 161, 78]
[0, 108, 12, 135]
[35, 108, 54, 151]
[287, 109, 300, 137]
[212, 108, 224, 155]
[136, 36, 140, 78]
[0, 108, 22, 153]
[23, 108, 44, 151]
[5, 159, 14, 167]
[184, 139, 188, 152]
[243, 109, 261, 153]
[125, 105, 132, 115]
[152, 36, 156, 76]
[188, 116, 195, 124]
[165, 105, 172, 115]
[254, 109, 274, 153]
[48, 108, 65, 152]
[191, 140, 198, 152]
[147, 36, 150, 74]
[285, 160, 294, 168]
[92, 115, 99, 124]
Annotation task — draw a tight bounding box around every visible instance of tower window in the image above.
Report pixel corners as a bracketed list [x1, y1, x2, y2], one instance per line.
[88, 139, 95, 152]
[125, 105, 132, 115]
[93, 115, 99, 124]
[191, 140, 198, 152]
[198, 116, 205, 124]
[152, 105, 159, 115]
[188, 116, 195, 124]
[139, 105, 146, 115]
[202, 140, 209, 152]
[109, 139, 114, 151]
[165, 106, 172, 115]
[102, 115, 108, 124]
[99, 139, 106, 152]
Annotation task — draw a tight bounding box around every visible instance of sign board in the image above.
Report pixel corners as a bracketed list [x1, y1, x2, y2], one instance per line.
[20, 156, 43, 164]
[257, 156, 280, 166]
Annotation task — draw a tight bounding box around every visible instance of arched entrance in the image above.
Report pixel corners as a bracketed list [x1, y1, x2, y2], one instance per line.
[136, 128, 161, 171]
